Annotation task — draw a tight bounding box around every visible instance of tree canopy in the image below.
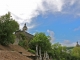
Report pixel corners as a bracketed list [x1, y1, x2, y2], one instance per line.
[0, 12, 19, 45]
[71, 47, 80, 58]
[51, 43, 80, 60]
[29, 32, 51, 53]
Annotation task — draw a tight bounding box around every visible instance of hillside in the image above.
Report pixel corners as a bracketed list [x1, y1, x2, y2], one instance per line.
[0, 44, 35, 60]
[0, 51, 32, 60]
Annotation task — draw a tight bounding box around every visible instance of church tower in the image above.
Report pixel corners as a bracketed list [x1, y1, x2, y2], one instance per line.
[22, 23, 27, 32]
[76, 41, 80, 47]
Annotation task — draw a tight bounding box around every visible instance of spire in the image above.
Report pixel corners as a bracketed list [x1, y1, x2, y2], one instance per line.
[23, 23, 27, 32]
[77, 41, 78, 44]
[24, 23, 26, 26]
[76, 41, 80, 47]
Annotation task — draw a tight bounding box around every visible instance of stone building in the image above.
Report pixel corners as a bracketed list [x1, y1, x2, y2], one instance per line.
[14, 23, 33, 45]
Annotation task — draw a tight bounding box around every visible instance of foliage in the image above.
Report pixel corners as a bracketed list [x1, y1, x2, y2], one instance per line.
[28, 48, 35, 54]
[19, 33, 27, 40]
[0, 12, 19, 45]
[18, 40, 28, 49]
[71, 47, 80, 58]
[66, 47, 74, 50]
[51, 43, 68, 60]
[28, 31, 80, 60]
[51, 43, 80, 60]
[18, 33, 29, 49]
[29, 32, 51, 53]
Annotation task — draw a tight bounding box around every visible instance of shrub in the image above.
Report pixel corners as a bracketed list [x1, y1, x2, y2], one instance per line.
[18, 40, 28, 49]
[28, 48, 35, 54]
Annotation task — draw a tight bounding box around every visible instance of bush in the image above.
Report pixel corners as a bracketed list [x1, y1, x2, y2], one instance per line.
[18, 40, 28, 49]
[28, 48, 35, 54]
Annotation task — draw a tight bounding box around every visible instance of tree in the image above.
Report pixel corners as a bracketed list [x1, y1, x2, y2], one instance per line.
[71, 47, 80, 58]
[51, 43, 71, 60]
[51, 43, 80, 60]
[29, 32, 51, 53]
[0, 12, 19, 45]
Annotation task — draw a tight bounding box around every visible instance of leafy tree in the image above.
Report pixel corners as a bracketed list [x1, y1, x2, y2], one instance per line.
[71, 47, 80, 58]
[29, 32, 51, 53]
[0, 12, 19, 45]
[51, 43, 71, 60]
[51, 43, 80, 60]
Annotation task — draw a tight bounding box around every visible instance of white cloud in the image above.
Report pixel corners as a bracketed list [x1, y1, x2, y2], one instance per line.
[44, 0, 64, 12]
[62, 0, 80, 15]
[70, 0, 76, 5]
[0, 0, 41, 29]
[0, 0, 80, 30]
[63, 40, 71, 44]
[47, 30, 55, 43]
[0, 0, 64, 29]
[61, 40, 76, 47]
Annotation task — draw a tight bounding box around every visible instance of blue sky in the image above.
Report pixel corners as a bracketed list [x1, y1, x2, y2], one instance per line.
[29, 13, 80, 46]
[0, 0, 80, 46]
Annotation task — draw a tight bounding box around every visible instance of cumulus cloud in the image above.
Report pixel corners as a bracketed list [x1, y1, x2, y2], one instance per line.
[62, 0, 80, 15]
[0, 0, 80, 30]
[61, 40, 77, 47]
[47, 30, 55, 43]
[44, 0, 64, 12]
[0, 0, 41, 29]
[0, 0, 64, 29]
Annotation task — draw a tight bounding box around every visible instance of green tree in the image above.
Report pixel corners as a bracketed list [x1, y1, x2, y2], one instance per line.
[51, 43, 80, 60]
[71, 47, 80, 58]
[29, 32, 51, 53]
[0, 12, 19, 45]
[51, 43, 70, 60]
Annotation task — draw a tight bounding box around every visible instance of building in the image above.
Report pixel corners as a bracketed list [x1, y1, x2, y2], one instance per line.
[14, 23, 33, 45]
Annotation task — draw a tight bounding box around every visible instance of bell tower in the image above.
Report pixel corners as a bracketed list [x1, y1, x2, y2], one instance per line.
[23, 23, 27, 32]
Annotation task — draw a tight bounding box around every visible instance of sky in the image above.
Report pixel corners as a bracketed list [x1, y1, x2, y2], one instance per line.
[0, 0, 80, 46]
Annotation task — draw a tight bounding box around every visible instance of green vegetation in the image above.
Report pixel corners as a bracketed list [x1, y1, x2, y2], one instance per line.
[0, 12, 19, 45]
[28, 32, 80, 60]
[29, 32, 51, 53]
[18, 40, 28, 49]
[71, 47, 80, 58]
[19, 33, 26, 40]
[18, 33, 28, 49]
[28, 48, 35, 54]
